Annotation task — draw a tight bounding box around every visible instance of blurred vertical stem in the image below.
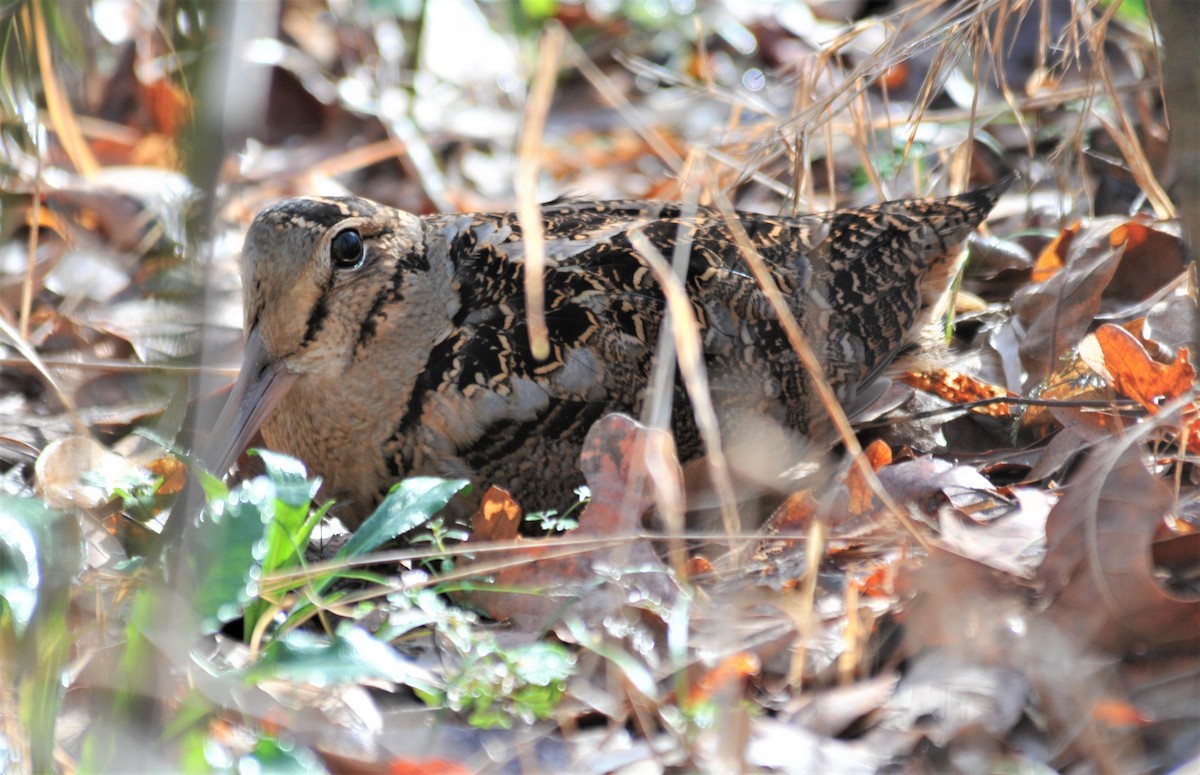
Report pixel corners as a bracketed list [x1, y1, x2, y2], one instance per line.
[163, 0, 275, 554]
[1151, 0, 1200, 354]
[104, 0, 275, 766]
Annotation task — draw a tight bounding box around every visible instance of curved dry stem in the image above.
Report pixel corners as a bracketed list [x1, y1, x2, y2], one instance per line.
[709, 190, 933, 552]
[627, 229, 743, 545]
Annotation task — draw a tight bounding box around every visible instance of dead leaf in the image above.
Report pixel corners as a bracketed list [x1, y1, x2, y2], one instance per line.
[762, 489, 819, 538]
[935, 487, 1053, 578]
[455, 415, 679, 631]
[761, 440, 890, 544]
[1091, 698, 1152, 728]
[34, 435, 145, 510]
[685, 651, 761, 707]
[901, 368, 1016, 418]
[1039, 440, 1200, 655]
[1106, 221, 1186, 302]
[1011, 217, 1127, 387]
[148, 455, 188, 497]
[848, 439, 892, 513]
[1031, 221, 1078, 282]
[469, 485, 523, 542]
[875, 456, 993, 520]
[1092, 323, 1193, 412]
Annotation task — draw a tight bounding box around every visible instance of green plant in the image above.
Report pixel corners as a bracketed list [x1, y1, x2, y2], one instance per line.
[407, 591, 574, 728]
[524, 484, 590, 534]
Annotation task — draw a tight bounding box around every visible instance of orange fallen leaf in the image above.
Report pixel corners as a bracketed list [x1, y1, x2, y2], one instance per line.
[763, 489, 818, 538]
[847, 439, 892, 514]
[1094, 323, 1193, 412]
[878, 61, 910, 90]
[853, 563, 895, 597]
[685, 652, 761, 706]
[1091, 697, 1152, 728]
[143, 77, 191, 137]
[1107, 221, 1186, 301]
[901, 368, 1016, 418]
[149, 455, 188, 496]
[471, 486, 523, 542]
[1032, 221, 1079, 282]
[764, 440, 891, 540]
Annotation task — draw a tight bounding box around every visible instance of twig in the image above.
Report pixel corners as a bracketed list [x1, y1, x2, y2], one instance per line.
[516, 22, 564, 362]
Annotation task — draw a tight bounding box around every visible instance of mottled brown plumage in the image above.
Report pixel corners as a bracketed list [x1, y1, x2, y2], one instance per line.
[204, 178, 1011, 527]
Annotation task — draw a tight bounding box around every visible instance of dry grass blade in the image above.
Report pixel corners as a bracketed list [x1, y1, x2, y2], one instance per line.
[787, 516, 828, 687]
[627, 230, 742, 544]
[20, 176, 40, 339]
[641, 167, 703, 574]
[0, 356, 235, 376]
[28, 0, 97, 176]
[516, 23, 564, 362]
[1096, 76, 1173, 219]
[0, 311, 83, 435]
[304, 138, 409, 181]
[710, 190, 932, 552]
[566, 33, 683, 175]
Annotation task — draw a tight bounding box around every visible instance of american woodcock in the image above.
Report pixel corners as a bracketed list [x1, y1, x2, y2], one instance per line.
[203, 177, 1011, 527]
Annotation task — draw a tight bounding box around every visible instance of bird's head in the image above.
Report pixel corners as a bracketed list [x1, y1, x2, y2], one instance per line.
[201, 196, 447, 478]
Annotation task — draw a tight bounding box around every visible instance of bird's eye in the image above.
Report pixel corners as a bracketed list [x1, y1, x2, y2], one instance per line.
[330, 229, 365, 269]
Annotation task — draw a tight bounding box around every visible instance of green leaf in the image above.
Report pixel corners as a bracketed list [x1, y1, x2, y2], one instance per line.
[513, 641, 574, 686]
[189, 481, 274, 634]
[0, 508, 41, 635]
[238, 737, 328, 775]
[243, 624, 439, 693]
[241, 452, 327, 635]
[253, 449, 314, 494]
[339, 477, 469, 558]
[0, 495, 81, 773]
[0, 495, 78, 636]
[249, 451, 321, 568]
[519, 0, 558, 20]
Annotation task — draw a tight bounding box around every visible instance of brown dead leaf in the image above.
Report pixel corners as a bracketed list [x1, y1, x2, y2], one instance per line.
[142, 77, 190, 138]
[455, 414, 679, 631]
[935, 487, 1053, 578]
[1106, 221, 1186, 302]
[1039, 440, 1200, 655]
[762, 489, 819, 538]
[1011, 217, 1128, 386]
[1093, 323, 1193, 412]
[470, 485, 523, 542]
[1031, 221, 1078, 282]
[34, 436, 145, 510]
[762, 440, 890, 543]
[852, 563, 895, 597]
[847, 439, 892, 514]
[875, 456, 993, 521]
[148, 455, 188, 497]
[901, 368, 1016, 418]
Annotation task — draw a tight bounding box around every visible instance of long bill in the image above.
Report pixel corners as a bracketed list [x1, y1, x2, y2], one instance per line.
[199, 326, 299, 477]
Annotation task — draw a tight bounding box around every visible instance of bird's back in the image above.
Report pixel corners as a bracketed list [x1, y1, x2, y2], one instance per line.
[397, 179, 1009, 509]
